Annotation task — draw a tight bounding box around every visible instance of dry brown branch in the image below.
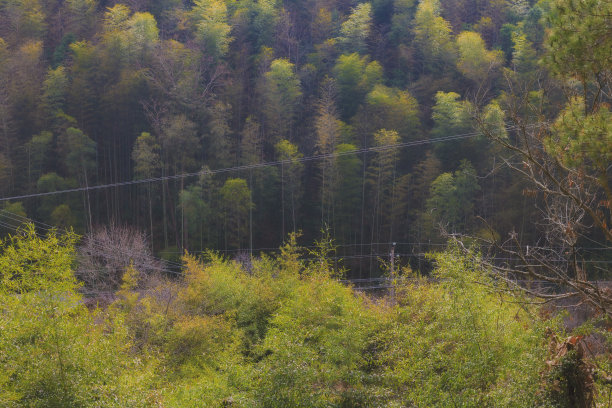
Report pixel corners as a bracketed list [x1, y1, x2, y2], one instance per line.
[452, 68, 612, 319]
[76, 224, 163, 292]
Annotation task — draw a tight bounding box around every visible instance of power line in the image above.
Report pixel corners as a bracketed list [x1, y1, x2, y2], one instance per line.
[0, 127, 518, 202]
[160, 241, 610, 254]
[3, 211, 608, 269]
[3, 210, 607, 295]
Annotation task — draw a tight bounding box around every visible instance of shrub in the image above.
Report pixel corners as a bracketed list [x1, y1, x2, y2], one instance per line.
[0, 225, 156, 407]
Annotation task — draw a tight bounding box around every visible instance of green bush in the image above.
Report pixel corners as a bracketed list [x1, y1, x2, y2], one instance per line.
[0, 228, 565, 407]
[252, 277, 382, 407]
[0, 225, 156, 407]
[378, 247, 553, 407]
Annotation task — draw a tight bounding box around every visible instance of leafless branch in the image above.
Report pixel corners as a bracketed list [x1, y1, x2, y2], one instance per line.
[76, 224, 163, 292]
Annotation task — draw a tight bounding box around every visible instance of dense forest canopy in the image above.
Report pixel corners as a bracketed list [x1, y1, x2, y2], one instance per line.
[0, 0, 611, 405]
[0, 0, 610, 280]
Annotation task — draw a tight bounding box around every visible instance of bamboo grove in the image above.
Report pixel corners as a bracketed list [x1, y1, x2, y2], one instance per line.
[0, 0, 610, 279]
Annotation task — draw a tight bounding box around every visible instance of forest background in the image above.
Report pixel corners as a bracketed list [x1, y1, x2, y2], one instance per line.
[3, 0, 609, 280]
[1, 0, 612, 405]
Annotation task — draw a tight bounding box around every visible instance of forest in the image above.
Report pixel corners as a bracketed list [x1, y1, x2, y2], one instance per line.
[0, 0, 611, 404]
[0, 0, 608, 272]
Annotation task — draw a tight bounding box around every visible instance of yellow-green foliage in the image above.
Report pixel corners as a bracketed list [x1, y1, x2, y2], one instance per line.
[0, 225, 157, 407]
[253, 277, 381, 407]
[379, 247, 551, 407]
[156, 243, 553, 407]
[1, 227, 559, 407]
[127, 245, 305, 406]
[0, 224, 78, 294]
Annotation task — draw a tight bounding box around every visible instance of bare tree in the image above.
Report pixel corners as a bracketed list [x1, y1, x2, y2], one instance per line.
[452, 80, 612, 319]
[451, 0, 612, 319]
[76, 224, 164, 292]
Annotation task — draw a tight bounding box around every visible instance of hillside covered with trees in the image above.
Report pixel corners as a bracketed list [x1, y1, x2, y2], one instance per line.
[0, 0, 611, 405]
[1, 0, 609, 277]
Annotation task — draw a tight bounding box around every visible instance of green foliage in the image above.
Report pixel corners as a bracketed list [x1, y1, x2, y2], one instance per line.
[0, 224, 77, 294]
[260, 59, 302, 142]
[191, 0, 232, 59]
[545, 97, 612, 173]
[364, 84, 421, 139]
[41, 66, 69, 120]
[266, 59, 302, 104]
[50, 203, 77, 229]
[338, 3, 372, 54]
[0, 0, 577, 266]
[334, 144, 362, 241]
[482, 100, 507, 139]
[36, 172, 71, 193]
[104, 4, 131, 31]
[511, 30, 538, 75]
[253, 278, 377, 407]
[128, 12, 159, 59]
[412, 0, 454, 71]
[157, 252, 303, 405]
[380, 246, 552, 407]
[162, 242, 553, 407]
[0, 0, 612, 407]
[275, 139, 304, 233]
[65, 0, 97, 37]
[431, 91, 485, 166]
[306, 227, 344, 278]
[0, 226, 566, 407]
[365, 129, 401, 240]
[0, 0, 47, 42]
[35, 173, 78, 220]
[179, 182, 208, 246]
[2, 202, 26, 221]
[0, 37, 6, 59]
[456, 31, 503, 82]
[58, 127, 96, 182]
[160, 114, 200, 173]
[25, 131, 53, 184]
[132, 132, 161, 179]
[333, 53, 383, 119]
[240, 116, 262, 165]
[0, 225, 155, 407]
[101, 6, 158, 64]
[219, 178, 254, 248]
[432, 91, 474, 138]
[426, 160, 480, 232]
[546, 0, 612, 86]
[249, 0, 280, 49]
[205, 101, 233, 167]
[52, 33, 76, 67]
[0, 153, 12, 195]
[314, 82, 341, 227]
[390, 0, 416, 44]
